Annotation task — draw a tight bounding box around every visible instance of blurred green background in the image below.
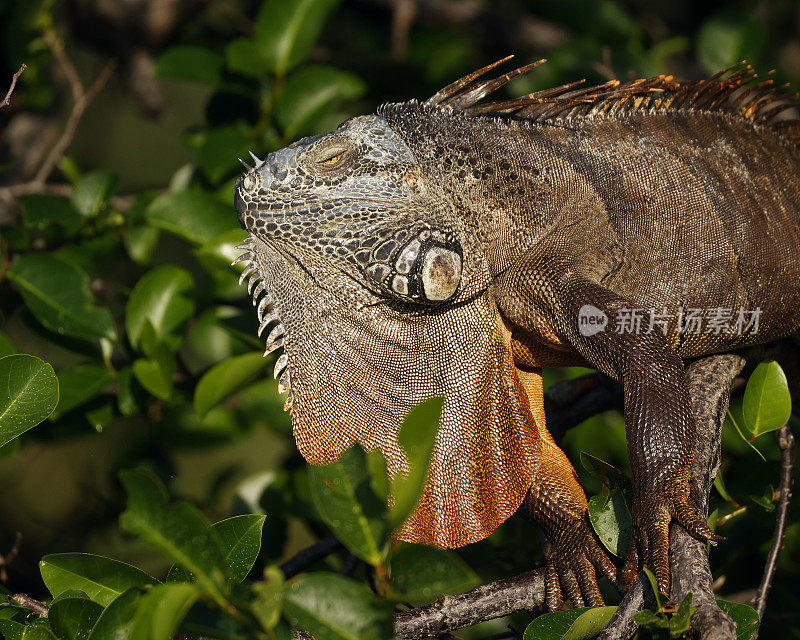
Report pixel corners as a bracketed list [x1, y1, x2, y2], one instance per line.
[1, 0, 799, 637]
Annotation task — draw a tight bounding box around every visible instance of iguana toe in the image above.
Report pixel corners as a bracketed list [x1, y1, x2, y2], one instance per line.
[544, 515, 617, 611]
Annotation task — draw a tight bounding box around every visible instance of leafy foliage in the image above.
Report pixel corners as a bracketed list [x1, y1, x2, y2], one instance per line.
[1, 0, 798, 637]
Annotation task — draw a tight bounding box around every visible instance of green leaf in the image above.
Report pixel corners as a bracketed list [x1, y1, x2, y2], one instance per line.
[168, 514, 266, 584]
[642, 567, 662, 611]
[696, 13, 764, 75]
[523, 608, 591, 640]
[225, 38, 272, 78]
[185, 122, 254, 184]
[129, 583, 202, 640]
[716, 600, 759, 640]
[0, 620, 57, 640]
[282, 573, 387, 640]
[86, 588, 143, 640]
[742, 361, 792, 438]
[117, 367, 144, 416]
[0, 620, 25, 640]
[390, 545, 479, 604]
[750, 484, 776, 512]
[275, 66, 365, 139]
[309, 447, 387, 566]
[215, 514, 268, 582]
[669, 593, 696, 636]
[388, 397, 443, 529]
[0, 331, 15, 357]
[124, 226, 160, 265]
[49, 597, 104, 640]
[8, 253, 117, 341]
[118, 469, 229, 605]
[194, 352, 271, 417]
[251, 565, 284, 631]
[579, 452, 631, 492]
[633, 609, 668, 628]
[587, 488, 631, 557]
[126, 266, 195, 353]
[0, 354, 59, 448]
[195, 228, 249, 275]
[713, 473, 733, 503]
[145, 190, 236, 245]
[154, 46, 224, 85]
[22, 194, 83, 229]
[561, 606, 618, 640]
[50, 365, 112, 421]
[132, 357, 174, 401]
[40, 553, 158, 607]
[254, 0, 341, 74]
[71, 171, 118, 217]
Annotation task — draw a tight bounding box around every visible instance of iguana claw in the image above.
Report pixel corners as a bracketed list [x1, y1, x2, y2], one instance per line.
[544, 515, 617, 611]
[621, 492, 722, 595]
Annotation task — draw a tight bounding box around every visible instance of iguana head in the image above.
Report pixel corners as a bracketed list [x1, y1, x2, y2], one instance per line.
[235, 115, 466, 306]
[233, 63, 543, 549]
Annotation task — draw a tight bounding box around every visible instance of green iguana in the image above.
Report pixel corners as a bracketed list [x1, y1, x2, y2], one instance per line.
[233, 57, 800, 610]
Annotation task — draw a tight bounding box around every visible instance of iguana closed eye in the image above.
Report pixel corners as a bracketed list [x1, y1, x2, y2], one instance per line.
[233, 57, 800, 610]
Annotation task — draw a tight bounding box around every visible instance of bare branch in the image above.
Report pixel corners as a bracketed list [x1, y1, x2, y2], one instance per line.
[1, 64, 26, 108]
[596, 575, 647, 640]
[0, 532, 23, 583]
[33, 56, 118, 185]
[10, 594, 49, 618]
[668, 355, 745, 640]
[42, 29, 83, 102]
[394, 570, 546, 639]
[750, 424, 795, 637]
[280, 534, 343, 579]
[0, 182, 136, 210]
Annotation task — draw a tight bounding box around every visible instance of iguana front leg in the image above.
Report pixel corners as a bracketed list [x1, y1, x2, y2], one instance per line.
[497, 260, 720, 597]
[517, 367, 616, 609]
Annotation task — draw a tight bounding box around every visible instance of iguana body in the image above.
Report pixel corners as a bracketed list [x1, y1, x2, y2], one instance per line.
[233, 59, 800, 609]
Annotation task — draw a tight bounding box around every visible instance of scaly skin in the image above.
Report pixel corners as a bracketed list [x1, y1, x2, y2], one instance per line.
[233, 60, 800, 608]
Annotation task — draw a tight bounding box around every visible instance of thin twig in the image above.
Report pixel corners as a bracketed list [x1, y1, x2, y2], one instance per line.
[33, 54, 118, 185]
[42, 30, 82, 101]
[280, 534, 343, 579]
[1, 64, 26, 108]
[10, 594, 49, 618]
[0, 181, 136, 210]
[0, 532, 23, 583]
[750, 424, 795, 637]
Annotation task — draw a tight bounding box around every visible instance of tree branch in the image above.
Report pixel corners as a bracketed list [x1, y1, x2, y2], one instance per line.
[280, 534, 343, 579]
[1, 64, 26, 108]
[0, 532, 23, 584]
[394, 570, 545, 639]
[10, 593, 49, 618]
[669, 355, 745, 640]
[0, 31, 117, 209]
[33, 37, 118, 185]
[596, 574, 647, 640]
[750, 423, 795, 638]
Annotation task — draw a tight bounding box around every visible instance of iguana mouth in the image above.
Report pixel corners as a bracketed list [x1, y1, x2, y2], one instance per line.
[232, 236, 293, 409]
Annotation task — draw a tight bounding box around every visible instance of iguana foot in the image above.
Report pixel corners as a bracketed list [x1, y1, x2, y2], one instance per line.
[543, 514, 617, 610]
[620, 491, 722, 595]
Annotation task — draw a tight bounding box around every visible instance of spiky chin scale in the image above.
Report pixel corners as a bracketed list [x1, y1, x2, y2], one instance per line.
[233, 235, 293, 409]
